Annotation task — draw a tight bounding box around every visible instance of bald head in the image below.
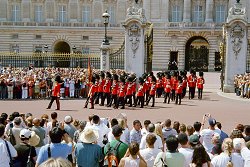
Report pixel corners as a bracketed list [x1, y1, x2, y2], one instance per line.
[33, 118, 40, 126]
[147, 123, 155, 133]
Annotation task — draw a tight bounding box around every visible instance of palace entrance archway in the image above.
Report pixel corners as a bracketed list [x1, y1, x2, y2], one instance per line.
[185, 37, 209, 72]
[54, 41, 71, 67]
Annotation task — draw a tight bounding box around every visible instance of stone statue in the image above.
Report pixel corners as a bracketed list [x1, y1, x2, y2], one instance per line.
[135, 0, 139, 4]
[236, 0, 240, 3]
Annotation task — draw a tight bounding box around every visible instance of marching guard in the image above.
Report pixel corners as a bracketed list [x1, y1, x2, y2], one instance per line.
[107, 74, 119, 107]
[146, 76, 156, 107]
[175, 76, 183, 105]
[100, 72, 112, 106]
[163, 74, 172, 104]
[84, 75, 98, 109]
[134, 77, 144, 108]
[197, 71, 205, 100]
[115, 77, 126, 109]
[188, 70, 197, 99]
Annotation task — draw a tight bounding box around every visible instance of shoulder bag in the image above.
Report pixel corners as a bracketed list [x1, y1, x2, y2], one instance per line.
[26, 146, 35, 167]
[4, 140, 15, 167]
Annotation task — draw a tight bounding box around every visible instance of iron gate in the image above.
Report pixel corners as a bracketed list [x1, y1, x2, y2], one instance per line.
[109, 41, 125, 69]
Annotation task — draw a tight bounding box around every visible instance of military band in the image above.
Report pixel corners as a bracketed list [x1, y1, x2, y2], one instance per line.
[83, 69, 205, 109]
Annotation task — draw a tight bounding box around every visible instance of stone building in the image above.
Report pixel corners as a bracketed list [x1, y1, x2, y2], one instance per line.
[0, 0, 249, 71]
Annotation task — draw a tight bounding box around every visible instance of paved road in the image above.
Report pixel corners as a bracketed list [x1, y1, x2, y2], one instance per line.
[0, 72, 249, 134]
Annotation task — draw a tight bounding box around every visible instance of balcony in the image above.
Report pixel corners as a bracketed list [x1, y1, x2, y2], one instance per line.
[0, 21, 122, 28]
[165, 22, 224, 29]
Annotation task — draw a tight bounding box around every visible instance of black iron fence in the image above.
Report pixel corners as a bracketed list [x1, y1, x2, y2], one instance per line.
[0, 52, 100, 69]
[109, 41, 125, 69]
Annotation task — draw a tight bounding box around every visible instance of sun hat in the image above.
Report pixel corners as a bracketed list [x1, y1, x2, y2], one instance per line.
[80, 128, 99, 143]
[29, 131, 40, 147]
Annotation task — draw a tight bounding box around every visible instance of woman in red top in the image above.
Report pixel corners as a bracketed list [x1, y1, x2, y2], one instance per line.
[197, 71, 205, 99]
[47, 75, 61, 110]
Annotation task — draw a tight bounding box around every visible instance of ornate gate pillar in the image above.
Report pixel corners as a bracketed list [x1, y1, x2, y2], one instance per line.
[224, 0, 248, 92]
[100, 43, 110, 71]
[122, 0, 148, 77]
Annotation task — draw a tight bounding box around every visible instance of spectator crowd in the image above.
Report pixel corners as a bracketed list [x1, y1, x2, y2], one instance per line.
[234, 73, 250, 99]
[0, 111, 250, 167]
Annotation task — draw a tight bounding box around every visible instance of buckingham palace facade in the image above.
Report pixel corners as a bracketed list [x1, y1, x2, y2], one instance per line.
[0, 0, 249, 71]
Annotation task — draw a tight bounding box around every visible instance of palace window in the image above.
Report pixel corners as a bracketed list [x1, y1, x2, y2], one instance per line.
[215, 5, 226, 23]
[171, 5, 181, 22]
[107, 6, 115, 24]
[11, 4, 21, 22]
[11, 45, 19, 53]
[58, 5, 67, 22]
[82, 47, 90, 54]
[82, 6, 91, 23]
[193, 5, 203, 22]
[35, 5, 43, 22]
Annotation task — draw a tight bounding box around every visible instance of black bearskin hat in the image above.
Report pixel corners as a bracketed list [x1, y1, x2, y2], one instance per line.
[178, 76, 183, 82]
[106, 72, 112, 78]
[199, 71, 204, 77]
[100, 71, 105, 78]
[91, 76, 96, 83]
[120, 76, 125, 83]
[139, 77, 144, 84]
[113, 74, 118, 81]
[55, 75, 61, 82]
[94, 73, 100, 80]
[127, 76, 133, 82]
[151, 76, 157, 82]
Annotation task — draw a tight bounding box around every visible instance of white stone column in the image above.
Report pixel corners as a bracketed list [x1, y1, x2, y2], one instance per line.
[143, 0, 150, 20]
[183, 0, 191, 22]
[100, 43, 110, 71]
[161, 0, 169, 22]
[205, 0, 214, 22]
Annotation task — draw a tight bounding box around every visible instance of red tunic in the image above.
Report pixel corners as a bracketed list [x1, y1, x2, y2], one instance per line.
[137, 85, 144, 97]
[111, 81, 119, 95]
[164, 79, 172, 93]
[156, 79, 163, 88]
[103, 80, 111, 93]
[126, 83, 133, 96]
[188, 75, 196, 87]
[182, 79, 187, 88]
[118, 84, 125, 97]
[149, 84, 156, 95]
[171, 77, 178, 90]
[52, 83, 61, 97]
[197, 77, 205, 89]
[175, 83, 183, 94]
[98, 79, 105, 92]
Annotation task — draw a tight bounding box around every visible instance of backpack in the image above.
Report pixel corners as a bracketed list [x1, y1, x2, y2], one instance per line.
[8, 123, 16, 146]
[103, 141, 122, 167]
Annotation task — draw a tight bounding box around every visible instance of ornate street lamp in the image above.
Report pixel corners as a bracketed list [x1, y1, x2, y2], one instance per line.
[102, 10, 110, 45]
[43, 45, 49, 67]
[72, 45, 76, 53]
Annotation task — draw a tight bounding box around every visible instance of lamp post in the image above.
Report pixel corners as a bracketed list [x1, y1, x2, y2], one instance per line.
[43, 45, 48, 67]
[102, 10, 110, 45]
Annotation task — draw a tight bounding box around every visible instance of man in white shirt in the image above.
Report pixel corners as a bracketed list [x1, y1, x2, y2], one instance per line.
[0, 124, 17, 167]
[140, 133, 162, 167]
[90, 115, 110, 148]
[140, 123, 163, 151]
[178, 133, 193, 167]
[141, 120, 151, 137]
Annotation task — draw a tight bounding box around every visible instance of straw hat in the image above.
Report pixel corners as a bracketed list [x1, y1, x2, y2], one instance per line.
[80, 128, 99, 143]
[29, 131, 40, 147]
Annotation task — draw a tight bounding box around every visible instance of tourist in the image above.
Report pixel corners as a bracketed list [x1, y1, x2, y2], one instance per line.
[190, 144, 213, 167]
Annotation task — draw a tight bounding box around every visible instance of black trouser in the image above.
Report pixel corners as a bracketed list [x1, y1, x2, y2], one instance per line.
[135, 96, 144, 108]
[156, 88, 164, 98]
[198, 88, 203, 99]
[146, 95, 155, 107]
[189, 87, 195, 99]
[145, 90, 150, 103]
[175, 93, 182, 105]
[107, 94, 117, 107]
[95, 92, 103, 104]
[132, 92, 136, 105]
[171, 89, 175, 101]
[164, 92, 171, 104]
[125, 95, 133, 107]
[115, 96, 125, 108]
[101, 92, 111, 105]
[182, 87, 186, 98]
[48, 96, 60, 109]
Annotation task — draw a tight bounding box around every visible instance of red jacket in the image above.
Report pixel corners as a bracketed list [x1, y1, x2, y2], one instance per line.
[103, 79, 111, 93]
[52, 83, 61, 97]
[171, 77, 178, 90]
[111, 81, 119, 95]
[118, 84, 126, 97]
[188, 75, 196, 87]
[137, 85, 144, 97]
[175, 83, 183, 94]
[126, 83, 133, 96]
[197, 77, 205, 89]
[149, 84, 156, 95]
[156, 79, 163, 88]
[98, 79, 105, 92]
[164, 79, 172, 93]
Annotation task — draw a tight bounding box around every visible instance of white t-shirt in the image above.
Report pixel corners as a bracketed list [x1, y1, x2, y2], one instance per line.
[139, 132, 163, 150]
[0, 139, 17, 167]
[179, 147, 193, 167]
[140, 148, 162, 167]
[91, 123, 110, 147]
[141, 128, 148, 137]
[200, 129, 215, 153]
[211, 152, 244, 167]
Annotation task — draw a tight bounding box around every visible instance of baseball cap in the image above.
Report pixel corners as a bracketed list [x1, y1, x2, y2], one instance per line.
[112, 125, 123, 137]
[64, 116, 72, 123]
[233, 138, 242, 150]
[189, 134, 200, 145]
[20, 129, 32, 138]
[208, 118, 216, 126]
